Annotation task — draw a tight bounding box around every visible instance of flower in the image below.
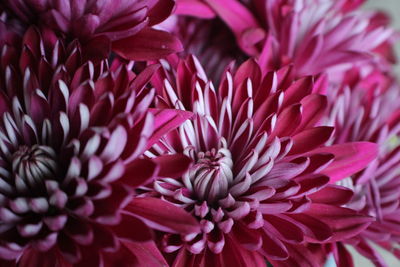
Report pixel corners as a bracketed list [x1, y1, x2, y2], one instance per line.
[323, 66, 400, 266]
[172, 0, 394, 77]
[170, 17, 247, 83]
[0, 27, 199, 266]
[142, 56, 377, 266]
[1, 0, 183, 60]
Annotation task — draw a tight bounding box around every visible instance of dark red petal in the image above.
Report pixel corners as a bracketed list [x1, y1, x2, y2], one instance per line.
[113, 28, 183, 61]
[271, 104, 302, 138]
[333, 242, 354, 267]
[17, 248, 68, 267]
[111, 213, 153, 242]
[122, 241, 168, 267]
[148, 0, 175, 25]
[231, 223, 262, 251]
[281, 76, 313, 109]
[120, 158, 159, 188]
[82, 35, 111, 62]
[264, 215, 304, 243]
[101, 242, 138, 267]
[306, 204, 374, 242]
[289, 127, 334, 155]
[309, 185, 354, 205]
[126, 197, 200, 234]
[152, 154, 192, 178]
[221, 235, 267, 267]
[297, 94, 328, 131]
[284, 213, 332, 242]
[259, 231, 289, 260]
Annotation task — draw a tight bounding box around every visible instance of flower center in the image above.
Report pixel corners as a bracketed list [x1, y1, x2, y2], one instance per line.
[185, 145, 233, 203]
[12, 145, 58, 188]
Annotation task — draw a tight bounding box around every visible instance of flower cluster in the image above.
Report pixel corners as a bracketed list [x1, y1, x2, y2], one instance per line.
[0, 0, 399, 266]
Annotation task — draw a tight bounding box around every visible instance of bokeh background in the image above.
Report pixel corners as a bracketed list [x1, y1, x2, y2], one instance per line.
[365, 0, 400, 73]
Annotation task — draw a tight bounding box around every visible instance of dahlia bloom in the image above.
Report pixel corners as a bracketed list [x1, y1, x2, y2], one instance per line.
[323, 66, 400, 267]
[172, 0, 394, 77]
[1, 0, 182, 60]
[0, 27, 199, 266]
[142, 56, 378, 266]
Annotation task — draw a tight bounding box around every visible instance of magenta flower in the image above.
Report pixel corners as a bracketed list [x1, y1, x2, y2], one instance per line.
[142, 56, 378, 266]
[172, 0, 394, 77]
[323, 66, 400, 267]
[0, 27, 199, 266]
[1, 0, 183, 60]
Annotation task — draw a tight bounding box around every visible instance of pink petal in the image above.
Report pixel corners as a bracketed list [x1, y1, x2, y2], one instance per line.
[147, 108, 193, 149]
[175, 0, 216, 18]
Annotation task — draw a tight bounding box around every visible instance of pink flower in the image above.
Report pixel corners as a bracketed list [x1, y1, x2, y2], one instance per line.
[323, 66, 400, 267]
[142, 56, 377, 266]
[0, 27, 199, 266]
[1, 0, 183, 60]
[172, 0, 394, 77]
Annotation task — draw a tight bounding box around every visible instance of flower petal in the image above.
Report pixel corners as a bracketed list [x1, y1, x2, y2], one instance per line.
[127, 197, 200, 234]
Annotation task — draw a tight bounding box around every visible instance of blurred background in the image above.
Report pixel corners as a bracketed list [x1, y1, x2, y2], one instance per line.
[365, 0, 400, 73]
[328, 1, 400, 266]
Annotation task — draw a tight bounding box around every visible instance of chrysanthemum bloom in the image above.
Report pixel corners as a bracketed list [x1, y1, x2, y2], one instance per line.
[321, 66, 400, 267]
[1, 0, 182, 61]
[172, 0, 394, 77]
[0, 27, 200, 266]
[142, 56, 378, 266]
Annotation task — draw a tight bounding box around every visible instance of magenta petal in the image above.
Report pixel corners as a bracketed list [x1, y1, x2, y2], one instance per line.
[204, 0, 260, 54]
[127, 197, 200, 234]
[309, 142, 378, 183]
[147, 108, 193, 149]
[113, 28, 183, 61]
